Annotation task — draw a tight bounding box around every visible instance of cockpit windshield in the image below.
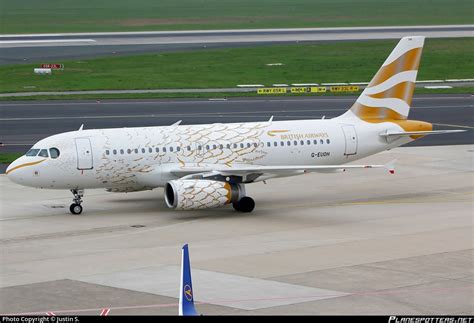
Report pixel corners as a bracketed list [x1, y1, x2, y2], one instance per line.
[38, 149, 49, 157]
[25, 149, 40, 157]
[25, 148, 59, 158]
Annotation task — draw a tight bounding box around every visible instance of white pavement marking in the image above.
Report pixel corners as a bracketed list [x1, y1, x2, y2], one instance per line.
[425, 86, 453, 89]
[78, 265, 347, 310]
[0, 96, 470, 107]
[0, 25, 472, 37]
[416, 80, 444, 83]
[0, 105, 471, 122]
[349, 82, 369, 85]
[321, 83, 348, 86]
[0, 39, 96, 44]
[445, 78, 474, 82]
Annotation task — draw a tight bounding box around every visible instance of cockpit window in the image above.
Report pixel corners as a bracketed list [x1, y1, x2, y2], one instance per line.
[38, 149, 49, 158]
[25, 149, 40, 157]
[50, 148, 60, 159]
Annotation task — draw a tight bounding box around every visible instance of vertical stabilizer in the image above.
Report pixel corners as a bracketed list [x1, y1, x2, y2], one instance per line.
[179, 244, 199, 316]
[343, 36, 425, 121]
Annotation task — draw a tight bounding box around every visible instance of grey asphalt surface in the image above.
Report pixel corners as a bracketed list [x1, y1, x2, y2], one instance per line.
[0, 95, 472, 156]
[1, 25, 472, 65]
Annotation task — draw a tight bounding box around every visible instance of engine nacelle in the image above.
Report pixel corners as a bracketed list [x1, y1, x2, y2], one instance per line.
[165, 179, 245, 210]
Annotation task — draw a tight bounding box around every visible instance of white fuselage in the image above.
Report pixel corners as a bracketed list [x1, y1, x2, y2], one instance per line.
[6, 116, 410, 191]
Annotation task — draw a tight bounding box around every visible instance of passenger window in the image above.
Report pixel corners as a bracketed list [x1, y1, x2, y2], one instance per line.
[213, 145, 217, 149]
[287, 141, 291, 146]
[187, 146, 191, 151]
[267, 142, 271, 147]
[280, 141, 284, 146]
[300, 140, 304, 145]
[293, 141, 298, 146]
[25, 149, 40, 157]
[163, 147, 167, 152]
[155, 147, 159, 153]
[313, 140, 317, 145]
[105, 150, 110, 156]
[135, 149, 138, 154]
[177, 146, 181, 152]
[226, 144, 231, 149]
[307, 140, 311, 145]
[198, 145, 202, 150]
[274, 142, 278, 147]
[142, 148, 146, 153]
[320, 139, 324, 144]
[206, 145, 210, 150]
[113, 149, 117, 155]
[38, 149, 49, 158]
[120, 149, 124, 155]
[219, 144, 223, 149]
[247, 143, 251, 148]
[149, 148, 152, 153]
[233, 144, 237, 148]
[127, 149, 132, 154]
[327, 139, 331, 144]
[254, 143, 258, 148]
[240, 143, 244, 148]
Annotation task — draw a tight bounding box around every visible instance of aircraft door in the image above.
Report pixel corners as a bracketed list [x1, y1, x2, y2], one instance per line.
[193, 142, 207, 158]
[75, 138, 94, 170]
[342, 125, 358, 155]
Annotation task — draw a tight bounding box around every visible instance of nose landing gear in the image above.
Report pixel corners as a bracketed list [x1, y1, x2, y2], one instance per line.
[70, 189, 84, 215]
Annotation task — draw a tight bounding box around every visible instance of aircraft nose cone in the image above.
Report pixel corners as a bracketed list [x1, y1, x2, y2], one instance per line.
[6, 158, 23, 184]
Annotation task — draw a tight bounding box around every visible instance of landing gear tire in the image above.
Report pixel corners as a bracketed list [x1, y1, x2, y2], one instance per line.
[70, 203, 83, 215]
[233, 196, 255, 213]
[69, 189, 84, 215]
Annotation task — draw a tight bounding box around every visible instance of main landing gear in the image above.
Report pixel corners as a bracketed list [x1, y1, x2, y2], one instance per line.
[233, 196, 255, 213]
[70, 189, 84, 215]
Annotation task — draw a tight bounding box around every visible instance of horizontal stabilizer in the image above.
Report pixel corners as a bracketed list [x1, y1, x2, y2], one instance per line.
[380, 130, 466, 137]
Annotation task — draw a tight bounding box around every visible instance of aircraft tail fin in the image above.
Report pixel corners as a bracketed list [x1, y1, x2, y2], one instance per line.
[343, 36, 425, 121]
[179, 244, 199, 316]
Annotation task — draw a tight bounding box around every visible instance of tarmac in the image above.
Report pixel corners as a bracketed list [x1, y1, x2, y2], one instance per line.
[0, 144, 472, 315]
[1, 25, 472, 65]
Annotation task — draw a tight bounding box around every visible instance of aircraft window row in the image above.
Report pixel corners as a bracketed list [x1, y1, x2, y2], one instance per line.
[105, 139, 331, 156]
[25, 148, 60, 159]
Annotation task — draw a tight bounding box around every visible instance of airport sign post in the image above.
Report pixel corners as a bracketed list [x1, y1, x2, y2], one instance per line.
[40, 63, 64, 70]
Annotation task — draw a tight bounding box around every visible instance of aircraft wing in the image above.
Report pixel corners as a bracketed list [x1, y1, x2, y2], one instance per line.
[171, 160, 395, 182]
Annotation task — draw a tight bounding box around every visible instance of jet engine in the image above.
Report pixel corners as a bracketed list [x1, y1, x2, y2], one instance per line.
[164, 179, 245, 210]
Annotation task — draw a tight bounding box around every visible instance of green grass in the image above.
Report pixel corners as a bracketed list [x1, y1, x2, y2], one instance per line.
[0, 38, 472, 94]
[1, 0, 473, 34]
[0, 153, 22, 164]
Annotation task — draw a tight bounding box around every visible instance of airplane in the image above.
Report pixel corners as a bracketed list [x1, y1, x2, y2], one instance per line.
[179, 244, 199, 316]
[6, 36, 464, 215]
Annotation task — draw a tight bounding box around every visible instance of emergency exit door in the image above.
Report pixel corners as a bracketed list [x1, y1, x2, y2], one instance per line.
[75, 138, 93, 170]
[342, 125, 358, 155]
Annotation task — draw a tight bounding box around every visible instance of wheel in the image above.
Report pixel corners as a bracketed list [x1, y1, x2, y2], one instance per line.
[69, 203, 83, 215]
[232, 197, 255, 213]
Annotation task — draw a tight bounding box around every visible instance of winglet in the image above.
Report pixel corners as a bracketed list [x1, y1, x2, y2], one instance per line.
[268, 115, 274, 123]
[78, 124, 84, 131]
[384, 159, 396, 174]
[179, 244, 198, 316]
